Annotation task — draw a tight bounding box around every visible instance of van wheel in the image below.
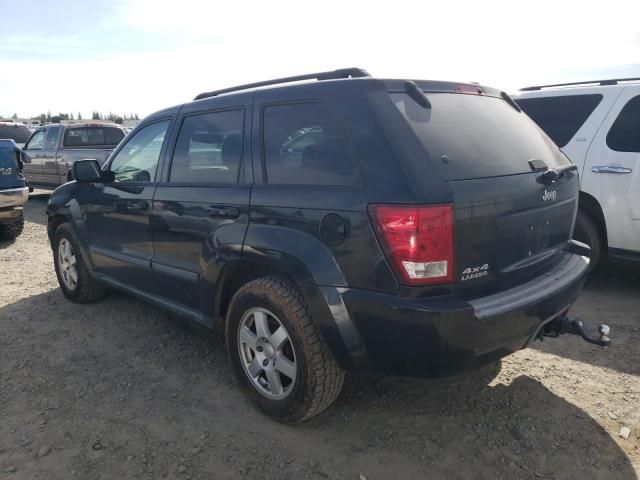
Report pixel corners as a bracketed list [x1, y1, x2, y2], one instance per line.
[0, 214, 24, 241]
[573, 211, 602, 271]
[226, 277, 345, 423]
[53, 223, 106, 303]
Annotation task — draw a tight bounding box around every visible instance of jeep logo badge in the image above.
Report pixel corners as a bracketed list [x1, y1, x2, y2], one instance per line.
[542, 189, 557, 202]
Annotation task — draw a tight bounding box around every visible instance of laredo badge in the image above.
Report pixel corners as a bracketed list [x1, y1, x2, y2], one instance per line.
[461, 264, 489, 281]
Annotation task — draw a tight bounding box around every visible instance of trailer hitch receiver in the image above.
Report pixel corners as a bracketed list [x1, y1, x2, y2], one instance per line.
[543, 316, 611, 346]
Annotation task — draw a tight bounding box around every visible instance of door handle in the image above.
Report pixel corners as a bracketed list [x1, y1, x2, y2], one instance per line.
[592, 165, 632, 174]
[208, 205, 240, 218]
[128, 200, 149, 212]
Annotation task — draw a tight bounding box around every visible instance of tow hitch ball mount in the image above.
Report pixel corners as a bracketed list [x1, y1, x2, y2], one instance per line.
[542, 316, 611, 347]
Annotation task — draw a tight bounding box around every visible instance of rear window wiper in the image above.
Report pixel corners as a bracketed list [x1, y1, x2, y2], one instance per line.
[529, 158, 577, 182]
[543, 163, 577, 181]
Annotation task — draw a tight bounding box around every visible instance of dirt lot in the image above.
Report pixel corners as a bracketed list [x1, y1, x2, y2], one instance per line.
[1, 197, 639, 480]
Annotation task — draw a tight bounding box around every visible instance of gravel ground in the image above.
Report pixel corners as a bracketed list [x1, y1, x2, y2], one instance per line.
[1, 196, 639, 480]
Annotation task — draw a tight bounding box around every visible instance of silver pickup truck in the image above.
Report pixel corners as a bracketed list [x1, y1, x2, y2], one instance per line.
[22, 123, 125, 187]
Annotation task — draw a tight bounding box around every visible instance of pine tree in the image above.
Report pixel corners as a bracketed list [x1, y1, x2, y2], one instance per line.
[78, 112, 82, 120]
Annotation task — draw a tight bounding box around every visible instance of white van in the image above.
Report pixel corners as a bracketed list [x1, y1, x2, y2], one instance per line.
[516, 78, 640, 269]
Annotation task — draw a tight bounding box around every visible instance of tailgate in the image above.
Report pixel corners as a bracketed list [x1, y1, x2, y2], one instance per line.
[451, 172, 579, 298]
[390, 88, 580, 297]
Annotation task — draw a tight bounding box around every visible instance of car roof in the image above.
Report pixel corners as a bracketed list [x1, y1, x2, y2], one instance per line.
[517, 77, 640, 98]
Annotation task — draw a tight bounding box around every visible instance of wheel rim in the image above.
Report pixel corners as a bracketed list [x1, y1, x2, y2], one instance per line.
[58, 238, 78, 291]
[237, 307, 297, 400]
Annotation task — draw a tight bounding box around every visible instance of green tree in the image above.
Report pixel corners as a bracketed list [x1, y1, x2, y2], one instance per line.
[11, 113, 18, 119]
[77, 112, 82, 120]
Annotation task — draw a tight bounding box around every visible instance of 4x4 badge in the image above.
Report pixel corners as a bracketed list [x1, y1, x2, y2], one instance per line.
[461, 264, 489, 281]
[542, 189, 557, 202]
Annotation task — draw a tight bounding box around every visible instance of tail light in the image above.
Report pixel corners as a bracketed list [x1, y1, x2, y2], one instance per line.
[369, 204, 454, 285]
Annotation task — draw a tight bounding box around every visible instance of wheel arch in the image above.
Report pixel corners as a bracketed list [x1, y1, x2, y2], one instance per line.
[213, 253, 362, 371]
[578, 191, 607, 248]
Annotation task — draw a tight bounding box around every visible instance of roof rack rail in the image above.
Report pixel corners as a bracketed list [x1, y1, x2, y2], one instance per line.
[520, 77, 640, 91]
[194, 68, 371, 100]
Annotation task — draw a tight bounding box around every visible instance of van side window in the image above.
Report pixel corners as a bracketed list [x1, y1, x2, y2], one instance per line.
[170, 109, 244, 184]
[262, 103, 358, 186]
[607, 95, 640, 153]
[25, 130, 46, 150]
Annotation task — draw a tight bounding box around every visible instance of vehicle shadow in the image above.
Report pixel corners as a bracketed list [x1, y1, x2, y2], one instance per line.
[534, 261, 640, 376]
[23, 195, 49, 227]
[0, 237, 16, 250]
[314, 370, 636, 479]
[1, 288, 635, 480]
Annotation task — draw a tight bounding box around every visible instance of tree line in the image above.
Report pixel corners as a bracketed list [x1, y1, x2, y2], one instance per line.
[5, 111, 141, 125]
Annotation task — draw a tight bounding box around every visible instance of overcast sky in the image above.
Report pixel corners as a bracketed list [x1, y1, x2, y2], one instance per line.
[1, 0, 639, 119]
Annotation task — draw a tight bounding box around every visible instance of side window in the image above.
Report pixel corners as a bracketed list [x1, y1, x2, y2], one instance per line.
[263, 102, 358, 186]
[25, 130, 46, 150]
[607, 95, 640, 153]
[109, 120, 170, 182]
[170, 109, 244, 184]
[516, 94, 603, 147]
[44, 126, 60, 150]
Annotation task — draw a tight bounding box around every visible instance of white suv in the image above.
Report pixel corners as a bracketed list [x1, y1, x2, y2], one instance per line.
[516, 78, 640, 269]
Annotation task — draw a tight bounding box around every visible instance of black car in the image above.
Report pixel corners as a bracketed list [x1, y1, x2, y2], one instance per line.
[0, 139, 28, 240]
[46, 68, 608, 422]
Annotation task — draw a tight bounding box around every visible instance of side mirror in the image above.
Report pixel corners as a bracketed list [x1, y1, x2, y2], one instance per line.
[72, 159, 103, 183]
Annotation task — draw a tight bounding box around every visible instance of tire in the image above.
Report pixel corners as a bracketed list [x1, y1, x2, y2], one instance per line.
[0, 214, 24, 241]
[53, 223, 106, 303]
[573, 211, 603, 271]
[226, 277, 345, 423]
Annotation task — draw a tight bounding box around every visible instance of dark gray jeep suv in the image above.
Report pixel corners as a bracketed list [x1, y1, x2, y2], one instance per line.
[46, 69, 609, 422]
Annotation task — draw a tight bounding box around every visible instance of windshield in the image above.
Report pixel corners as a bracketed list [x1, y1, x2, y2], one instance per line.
[391, 93, 570, 181]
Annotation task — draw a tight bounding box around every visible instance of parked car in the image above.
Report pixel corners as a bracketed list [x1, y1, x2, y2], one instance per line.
[0, 139, 28, 240]
[0, 121, 32, 147]
[46, 68, 609, 422]
[516, 78, 640, 268]
[22, 123, 125, 187]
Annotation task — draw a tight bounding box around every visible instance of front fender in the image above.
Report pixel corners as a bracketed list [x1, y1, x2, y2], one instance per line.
[46, 183, 94, 270]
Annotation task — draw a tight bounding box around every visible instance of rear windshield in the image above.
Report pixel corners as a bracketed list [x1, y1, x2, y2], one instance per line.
[391, 93, 570, 181]
[0, 144, 18, 168]
[516, 94, 603, 147]
[63, 126, 125, 147]
[0, 124, 31, 144]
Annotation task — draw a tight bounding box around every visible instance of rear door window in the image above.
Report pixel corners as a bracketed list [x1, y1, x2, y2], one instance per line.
[169, 109, 244, 184]
[516, 94, 603, 147]
[606, 95, 640, 152]
[262, 102, 359, 186]
[63, 126, 125, 147]
[392, 92, 570, 181]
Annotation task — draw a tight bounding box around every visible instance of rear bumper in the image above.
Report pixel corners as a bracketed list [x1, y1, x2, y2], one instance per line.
[334, 252, 589, 377]
[0, 186, 28, 209]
